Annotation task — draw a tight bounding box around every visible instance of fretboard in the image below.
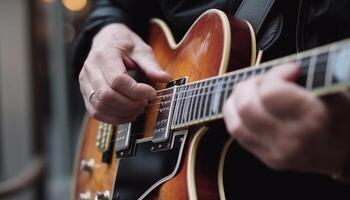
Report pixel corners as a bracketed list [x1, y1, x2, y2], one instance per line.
[171, 39, 350, 129]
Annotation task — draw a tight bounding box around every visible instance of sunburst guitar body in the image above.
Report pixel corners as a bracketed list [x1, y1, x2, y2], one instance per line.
[72, 8, 350, 200]
[73, 9, 255, 200]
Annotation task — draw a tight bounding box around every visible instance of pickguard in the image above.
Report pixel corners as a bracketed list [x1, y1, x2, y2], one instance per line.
[112, 131, 187, 200]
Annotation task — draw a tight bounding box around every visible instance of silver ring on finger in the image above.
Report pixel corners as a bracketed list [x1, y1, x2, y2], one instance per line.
[88, 90, 95, 103]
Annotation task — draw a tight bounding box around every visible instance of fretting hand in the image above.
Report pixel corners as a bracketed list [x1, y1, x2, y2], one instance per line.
[223, 63, 350, 178]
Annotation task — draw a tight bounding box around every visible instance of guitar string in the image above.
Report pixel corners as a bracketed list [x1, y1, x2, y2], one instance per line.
[106, 56, 337, 129]
[107, 45, 349, 144]
[109, 57, 338, 130]
[146, 77, 244, 109]
[141, 60, 329, 112]
[145, 44, 344, 103]
[144, 58, 333, 108]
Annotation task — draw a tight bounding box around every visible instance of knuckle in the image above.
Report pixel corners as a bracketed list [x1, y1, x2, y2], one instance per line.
[109, 74, 126, 89]
[98, 89, 114, 104]
[227, 122, 243, 137]
[94, 100, 105, 112]
[90, 110, 102, 121]
[143, 45, 153, 53]
[117, 40, 134, 51]
[260, 88, 274, 106]
[93, 48, 105, 60]
[265, 152, 289, 171]
[136, 44, 152, 55]
[236, 99, 252, 116]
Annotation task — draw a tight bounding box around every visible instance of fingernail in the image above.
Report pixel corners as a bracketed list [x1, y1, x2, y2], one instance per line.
[159, 72, 171, 81]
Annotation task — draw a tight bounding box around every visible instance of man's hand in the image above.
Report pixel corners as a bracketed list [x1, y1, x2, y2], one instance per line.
[223, 63, 350, 177]
[79, 23, 170, 124]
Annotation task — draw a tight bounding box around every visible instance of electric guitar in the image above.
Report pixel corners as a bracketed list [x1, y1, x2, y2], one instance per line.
[72, 9, 350, 200]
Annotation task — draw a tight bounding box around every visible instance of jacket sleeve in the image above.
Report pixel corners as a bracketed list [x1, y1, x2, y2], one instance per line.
[300, 0, 350, 50]
[72, 0, 132, 79]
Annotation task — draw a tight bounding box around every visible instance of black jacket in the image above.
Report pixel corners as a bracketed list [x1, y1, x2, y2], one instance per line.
[73, 0, 350, 76]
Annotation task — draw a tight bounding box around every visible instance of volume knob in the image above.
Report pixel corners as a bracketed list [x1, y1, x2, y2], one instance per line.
[79, 191, 91, 200]
[95, 191, 110, 200]
[80, 159, 95, 172]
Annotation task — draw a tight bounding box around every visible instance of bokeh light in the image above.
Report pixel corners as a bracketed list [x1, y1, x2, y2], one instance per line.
[62, 0, 87, 11]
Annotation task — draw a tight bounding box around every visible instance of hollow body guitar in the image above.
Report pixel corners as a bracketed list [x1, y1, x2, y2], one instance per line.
[73, 9, 350, 200]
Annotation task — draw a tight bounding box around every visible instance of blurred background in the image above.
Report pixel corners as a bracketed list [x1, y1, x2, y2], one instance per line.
[0, 0, 90, 199]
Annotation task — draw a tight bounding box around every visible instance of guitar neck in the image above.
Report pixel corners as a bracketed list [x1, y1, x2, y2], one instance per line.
[171, 39, 350, 129]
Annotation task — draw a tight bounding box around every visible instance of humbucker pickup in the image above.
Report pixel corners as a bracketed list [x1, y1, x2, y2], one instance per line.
[114, 123, 132, 152]
[152, 77, 187, 143]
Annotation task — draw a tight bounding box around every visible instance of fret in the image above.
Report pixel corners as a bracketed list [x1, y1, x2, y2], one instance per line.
[197, 81, 208, 119]
[297, 57, 311, 87]
[213, 78, 225, 114]
[172, 88, 179, 126]
[198, 82, 205, 120]
[264, 65, 273, 72]
[177, 86, 187, 125]
[325, 47, 337, 86]
[206, 79, 216, 117]
[182, 85, 192, 123]
[176, 86, 187, 125]
[187, 85, 194, 122]
[223, 75, 232, 102]
[172, 89, 180, 126]
[255, 67, 263, 75]
[202, 80, 211, 119]
[190, 83, 199, 121]
[194, 82, 204, 121]
[241, 71, 248, 81]
[186, 85, 194, 123]
[228, 73, 236, 96]
[332, 47, 350, 84]
[189, 83, 198, 121]
[246, 70, 253, 79]
[171, 40, 350, 130]
[306, 54, 317, 90]
[312, 52, 328, 89]
[295, 54, 303, 67]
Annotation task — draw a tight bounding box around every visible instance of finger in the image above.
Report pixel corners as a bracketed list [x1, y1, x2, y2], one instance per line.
[223, 94, 243, 137]
[129, 43, 170, 82]
[90, 92, 146, 118]
[85, 59, 148, 118]
[259, 63, 316, 119]
[265, 63, 300, 82]
[92, 73, 148, 116]
[79, 74, 137, 124]
[233, 77, 281, 136]
[86, 99, 137, 124]
[91, 47, 157, 100]
[109, 73, 157, 100]
[223, 96, 268, 153]
[259, 75, 317, 119]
